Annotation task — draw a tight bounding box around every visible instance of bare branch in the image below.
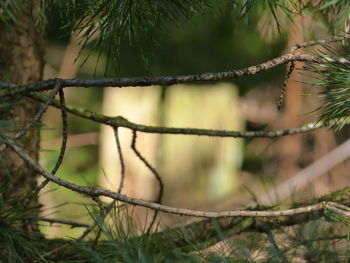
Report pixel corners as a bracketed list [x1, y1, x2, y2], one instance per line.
[5, 136, 349, 220]
[0, 79, 62, 155]
[0, 52, 340, 98]
[289, 36, 346, 52]
[34, 87, 68, 194]
[27, 92, 324, 138]
[131, 130, 163, 204]
[131, 130, 163, 232]
[114, 128, 125, 194]
[14, 79, 62, 140]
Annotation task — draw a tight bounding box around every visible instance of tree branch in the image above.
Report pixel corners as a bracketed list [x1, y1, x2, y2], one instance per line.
[34, 86, 68, 193]
[2, 36, 350, 255]
[27, 92, 324, 138]
[289, 36, 346, 52]
[114, 127, 125, 194]
[131, 130, 163, 232]
[5, 134, 350, 252]
[0, 52, 347, 98]
[14, 79, 62, 140]
[4, 136, 350, 220]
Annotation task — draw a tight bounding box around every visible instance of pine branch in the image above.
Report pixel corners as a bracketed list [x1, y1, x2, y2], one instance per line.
[305, 51, 350, 130]
[0, 53, 329, 97]
[48, 0, 305, 70]
[4, 137, 350, 220]
[5, 135, 350, 252]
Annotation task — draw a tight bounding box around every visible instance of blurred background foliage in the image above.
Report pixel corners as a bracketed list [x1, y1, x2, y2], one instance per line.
[36, 0, 350, 242]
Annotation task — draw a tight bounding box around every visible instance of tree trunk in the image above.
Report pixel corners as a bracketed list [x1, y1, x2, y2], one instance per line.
[0, 1, 43, 196]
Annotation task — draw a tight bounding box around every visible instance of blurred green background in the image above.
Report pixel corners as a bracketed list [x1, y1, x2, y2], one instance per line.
[39, 2, 348, 239]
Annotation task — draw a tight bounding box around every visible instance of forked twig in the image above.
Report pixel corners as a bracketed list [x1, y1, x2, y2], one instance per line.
[15, 80, 62, 140]
[131, 130, 163, 203]
[0, 79, 62, 152]
[34, 87, 68, 194]
[131, 130, 164, 232]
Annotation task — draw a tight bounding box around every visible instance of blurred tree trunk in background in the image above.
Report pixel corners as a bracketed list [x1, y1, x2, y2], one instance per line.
[0, 0, 43, 196]
[280, 15, 305, 177]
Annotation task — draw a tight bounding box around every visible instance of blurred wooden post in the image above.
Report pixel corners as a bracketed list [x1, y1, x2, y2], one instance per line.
[160, 84, 243, 207]
[98, 83, 244, 227]
[99, 87, 159, 201]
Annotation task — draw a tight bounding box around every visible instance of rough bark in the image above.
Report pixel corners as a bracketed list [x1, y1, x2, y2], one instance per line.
[0, 0, 43, 196]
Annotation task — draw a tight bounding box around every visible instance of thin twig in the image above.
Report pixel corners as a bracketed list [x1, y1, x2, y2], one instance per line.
[15, 79, 62, 140]
[290, 36, 346, 52]
[52, 88, 68, 175]
[277, 37, 346, 109]
[277, 61, 295, 110]
[131, 130, 163, 232]
[131, 130, 163, 203]
[27, 92, 324, 138]
[0, 80, 61, 152]
[5, 137, 349, 220]
[26, 216, 90, 228]
[34, 87, 68, 194]
[114, 127, 125, 194]
[324, 202, 350, 219]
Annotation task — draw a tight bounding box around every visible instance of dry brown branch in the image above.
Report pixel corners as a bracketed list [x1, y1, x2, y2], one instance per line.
[1, 52, 348, 98]
[289, 36, 346, 52]
[131, 130, 163, 232]
[4, 136, 350, 221]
